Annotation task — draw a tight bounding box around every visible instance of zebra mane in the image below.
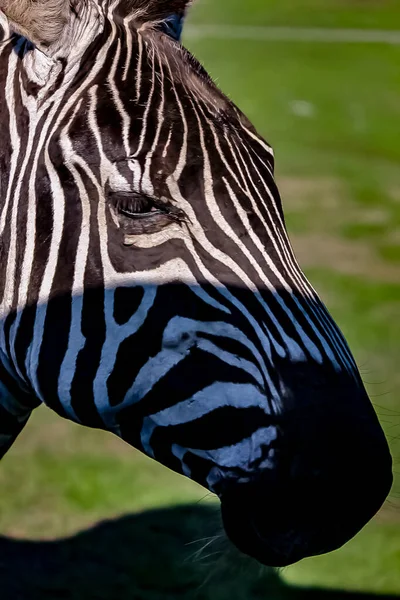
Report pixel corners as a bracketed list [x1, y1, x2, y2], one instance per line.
[0, 0, 193, 45]
[127, 0, 193, 22]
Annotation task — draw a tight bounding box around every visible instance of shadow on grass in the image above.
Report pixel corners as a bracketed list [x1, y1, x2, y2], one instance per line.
[0, 504, 398, 600]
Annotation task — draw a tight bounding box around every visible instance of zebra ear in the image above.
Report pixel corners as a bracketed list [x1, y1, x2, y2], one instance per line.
[0, 0, 69, 47]
[130, 0, 193, 23]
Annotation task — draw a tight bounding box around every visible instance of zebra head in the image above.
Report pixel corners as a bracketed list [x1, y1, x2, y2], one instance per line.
[0, 0, 392, 567]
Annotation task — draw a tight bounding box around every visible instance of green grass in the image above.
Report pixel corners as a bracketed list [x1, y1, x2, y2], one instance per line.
[284, 518, 400, 594]
[1, 2, 400, 598]
[189, 0, 400, 30]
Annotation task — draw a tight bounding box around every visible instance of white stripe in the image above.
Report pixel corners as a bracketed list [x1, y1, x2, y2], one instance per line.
[22, 24, 118, 397]
[193, 102, 326, 365]
[196, 338, 264, 388]
[165, 55, 188, 181]
[193, 426, 277, 469]
[116, 317, 265, 418]
[28, 113, 72, 407]
[142, 46, 165, 196]
[185, 25, 400, 45]
[235, 138, 356, 372]
[108, 38, 131, 157]
[135, 33, 143, 101]
[132, 41, 156, 162]
[0, 44, 21, 238]
[172, 425, 277, 484]
[56, 115, 91, 422]
[122, 13, 135, 82]
[166, 182, 281, 400]
[0, 44, 22, 359]
[162, 124, 174, 159]
[141, 382, 269, 456]
[8, 70, 43, 382]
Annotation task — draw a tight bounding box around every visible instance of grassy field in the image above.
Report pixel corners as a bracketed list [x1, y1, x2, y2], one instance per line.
[189, 0, 400, 30]
[1, 2, 400, 598]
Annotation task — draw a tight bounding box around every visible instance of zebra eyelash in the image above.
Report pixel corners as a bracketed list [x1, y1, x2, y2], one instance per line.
[109, 192, 166, 218]
[108, 191, 189, 226]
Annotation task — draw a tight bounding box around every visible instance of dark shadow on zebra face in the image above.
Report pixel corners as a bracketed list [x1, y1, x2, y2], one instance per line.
[0, 0, 392, 569]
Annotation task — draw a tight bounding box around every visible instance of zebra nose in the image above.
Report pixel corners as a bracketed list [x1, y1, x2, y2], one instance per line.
[221, 464, 391, 567]
[220, 406, 392, 567]
[221, 484, 311, 567]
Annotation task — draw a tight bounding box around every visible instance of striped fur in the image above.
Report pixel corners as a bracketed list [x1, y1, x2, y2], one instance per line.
[0, 0, 388, 513]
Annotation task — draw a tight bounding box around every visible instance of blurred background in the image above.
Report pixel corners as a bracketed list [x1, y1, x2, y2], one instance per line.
[1, 1, 400, 598]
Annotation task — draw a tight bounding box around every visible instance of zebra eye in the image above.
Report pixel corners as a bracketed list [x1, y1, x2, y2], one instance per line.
[107, 191, 187, 239]
[111, 192, 167, 219]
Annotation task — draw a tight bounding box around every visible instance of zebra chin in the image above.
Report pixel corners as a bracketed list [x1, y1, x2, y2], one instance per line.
[216, 384, 393, 568]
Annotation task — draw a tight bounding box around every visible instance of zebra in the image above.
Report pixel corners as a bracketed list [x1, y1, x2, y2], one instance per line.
[0, 0, 392, 568]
